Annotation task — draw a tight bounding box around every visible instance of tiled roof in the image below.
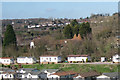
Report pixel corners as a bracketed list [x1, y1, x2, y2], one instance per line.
[68, 55, 89, 57]
[53, 71, 77, 76]
[0, 57, 12, 59]
[74, 71, 100, 78]
[103, 72, 119, 78]
[41, 69, 59, 73]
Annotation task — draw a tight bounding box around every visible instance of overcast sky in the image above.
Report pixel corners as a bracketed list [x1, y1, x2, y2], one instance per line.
[2, 2, 118, 19]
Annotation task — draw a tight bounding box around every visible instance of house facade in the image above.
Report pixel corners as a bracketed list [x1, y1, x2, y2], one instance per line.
[40, 56, 61, 64]
[101, 57, 106, 62]
[67, 55, 91, 63]
[112, 54, 120, 63]
[0, 57, 14, 65]
[17, 57, 36, 64]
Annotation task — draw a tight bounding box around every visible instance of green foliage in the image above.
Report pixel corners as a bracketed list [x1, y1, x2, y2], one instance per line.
[64, 20, 91, 39]
[14, 64, 118, 73]
[73, 25, 79, 35]
[70, 19, 78, 26]
[63, 24, 74, 39]
[86, 58, 88, 62]
[79, 22, 91, 37]
[3, 25, 17, 47]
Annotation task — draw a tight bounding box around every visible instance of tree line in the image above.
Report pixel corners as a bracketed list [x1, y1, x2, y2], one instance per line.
[63, 19, 92, 39]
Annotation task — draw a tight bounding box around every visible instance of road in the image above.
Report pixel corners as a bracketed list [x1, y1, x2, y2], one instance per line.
[58, 62, 119, 65]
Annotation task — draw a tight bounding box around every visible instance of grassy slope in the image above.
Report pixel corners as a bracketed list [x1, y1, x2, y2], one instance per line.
[14, 64, 118, 73]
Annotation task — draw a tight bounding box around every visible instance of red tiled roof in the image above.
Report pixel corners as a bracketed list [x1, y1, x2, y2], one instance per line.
[53, 71, 77, 76]
[74, 71, 100, 78]
[68, 55, 89, 57]
[0, 57, 12, 59]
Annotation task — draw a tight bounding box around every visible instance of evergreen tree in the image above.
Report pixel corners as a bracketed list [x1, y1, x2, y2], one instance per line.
[79, 22, 91, 37]
[63, 24, 73, 39]
[3, 25, 17, 47]
[70, 19, 78, 26]
[73, 25, 80, 36]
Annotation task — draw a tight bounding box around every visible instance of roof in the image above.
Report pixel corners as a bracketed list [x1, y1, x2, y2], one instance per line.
[0, 57, 12, 59]
[41, 69, 59, 73]
[102, 72, 119, 78]
[40, 55, 60, 57]
[0, 67, 15, 73]
[68, 55, 89, 57]
[53, 71, 77, 76]
[17, 57, 34, 58]
[30, 71, 41, 75]
[17, 68, 35, 72]
[75, 71, 100, 77]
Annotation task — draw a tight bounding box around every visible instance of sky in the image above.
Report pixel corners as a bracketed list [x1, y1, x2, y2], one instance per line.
[2, 2, 118, 19]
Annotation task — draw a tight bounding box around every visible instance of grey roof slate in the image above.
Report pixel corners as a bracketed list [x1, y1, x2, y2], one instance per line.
[103, 72, 119, 78]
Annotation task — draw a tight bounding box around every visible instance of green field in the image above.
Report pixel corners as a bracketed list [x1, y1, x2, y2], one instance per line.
[14, 64, 119, 74]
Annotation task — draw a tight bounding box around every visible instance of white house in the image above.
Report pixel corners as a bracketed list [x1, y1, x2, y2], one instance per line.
[101, 57, 106, 62]
[30, 41, 35, 49]
[0, 72, 15, 79]
[28, 25, 36, 28]
[112, 54, 120, 63]
[67, 55, 91, 63]
[0, 57, 14, 65]
[17, 72, 40, 79]
[40, 69, 59, 79]
[40, 56, 61, 64]
[17, 57, 36, 64]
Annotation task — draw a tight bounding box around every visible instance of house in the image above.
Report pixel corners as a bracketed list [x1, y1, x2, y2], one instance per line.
[0, 57, 14, 65]
[40, 69, 59, 79]
[67, 55, 91, 63]
[16, 68, 36, 73]
[48, 71, 77, 80]
[73, 71, 100, 80]
[16, 71, 41, 79]
[0, 68, 16, 79]
[112, 54, 120, 63]
[30, 41, 35, 49]
[97, 72, 119, 80]
[28, 25, 36, 28]
[17, 57, 36, 64]
[40, 55, 62, 64]
[0, 72, 15, 79]
[101, 57, 106, 62]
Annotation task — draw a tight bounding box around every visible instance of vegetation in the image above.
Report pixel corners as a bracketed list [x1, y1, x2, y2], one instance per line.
[3, 25, 17, 47]
[13, 64, 118, 73]
[63, 19, 92, 38]
[2, 13, 118, 60]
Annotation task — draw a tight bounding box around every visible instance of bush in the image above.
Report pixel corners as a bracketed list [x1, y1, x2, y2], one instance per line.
[52, 62, 55, 64]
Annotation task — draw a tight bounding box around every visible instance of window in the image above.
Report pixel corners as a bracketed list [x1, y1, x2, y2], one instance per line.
[50, 58, 51, 61]
[7, 60, 9, 62]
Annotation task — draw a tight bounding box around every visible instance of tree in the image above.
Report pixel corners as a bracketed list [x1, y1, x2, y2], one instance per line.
[70, 19, 78, 27]
[73, 25, 79, 36]
[3, 25, 17, 47]
[79, 22, 91, 37]
[63, 24, 73, 39]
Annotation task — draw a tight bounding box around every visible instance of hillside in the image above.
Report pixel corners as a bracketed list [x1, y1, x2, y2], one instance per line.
[2, 13, 119, 61]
